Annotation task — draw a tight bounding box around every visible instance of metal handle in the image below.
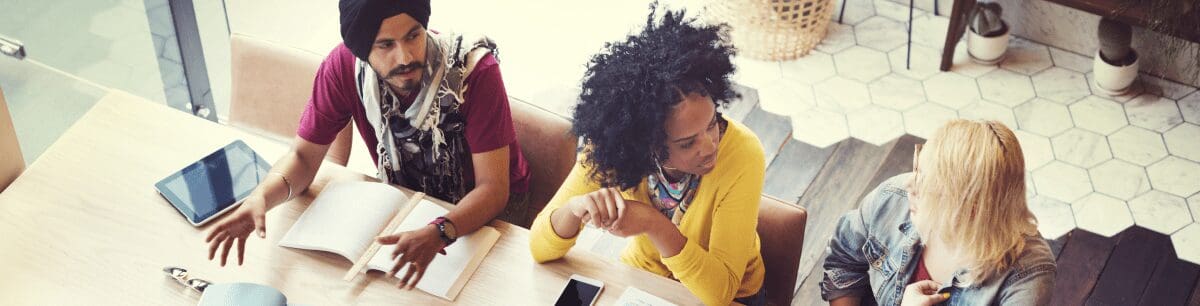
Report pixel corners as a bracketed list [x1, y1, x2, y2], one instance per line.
[0, 35, 25, 60]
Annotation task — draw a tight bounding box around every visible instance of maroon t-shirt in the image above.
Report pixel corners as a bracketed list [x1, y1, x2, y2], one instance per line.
[296, 43, 530, 194]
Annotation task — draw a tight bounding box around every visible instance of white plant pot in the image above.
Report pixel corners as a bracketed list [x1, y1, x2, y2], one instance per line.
[1092, 49, 1140, 96]
[967, 24, 1010, 65]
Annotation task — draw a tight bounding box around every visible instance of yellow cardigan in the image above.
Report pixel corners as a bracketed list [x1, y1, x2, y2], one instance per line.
[529, 117, 766, 305]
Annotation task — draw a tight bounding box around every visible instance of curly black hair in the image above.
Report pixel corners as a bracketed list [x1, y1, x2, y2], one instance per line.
[572, 2, 739, 190]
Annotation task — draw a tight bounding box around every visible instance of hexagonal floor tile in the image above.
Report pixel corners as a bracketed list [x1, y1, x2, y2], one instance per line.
[1190, 194, 1200, 222]
[1180, 91, 1200, 124]
[1032, 67, 1091, 104]
[888, 44, 941, 81]
[1070, 96, 1128, 135]
[1140, 75, 1198, 100]
[1125, 94, 1184, 133]
[1015, 130, 1055, 170]
[1073, 193, 1135, 237]
[854, 16, 908, 52]
[1146, 156, 1200, 197]
[1014, 99, 1073, 137]
[814, 77, 871, 113]
[959, 100, 1018, 128]
[1089, 159, 1152, 201]
[1109, 126, 1169, 166]
[834, 46, 891, 83]
[902, 103, 958, 139]
[790, 108, 850, 148]
[1048, 47, 1093, 73]
[910, 14, 949, 49]
[815, 23, 856, 54]
[1051, 128, 1113, 168]
[874, 0, 925, 22]
[732, 56, 782, 88]
[977, 69, 1036, 107]
[1171, 223, 1200, 265]
[1164, 123, 1200, 162]
[1033, 161, 1094, 203]
[831, 0, 875, 25]
[847, 107, 905, 146]
[949, 41, 998, 78]
[1000, 38, 1053, 76]
[1028, 196, 1075, 239]
[780, 51, 836, 85]
[869, 74, 926, 111]
[756, 79, 817, 116]
[924, 73, 981, 110]
[1129, 190, 1193, 234]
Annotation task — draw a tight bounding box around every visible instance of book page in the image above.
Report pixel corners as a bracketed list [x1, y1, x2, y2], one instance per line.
[614, 287, 678, 306]
[278, 182, 406, 261]
[365, 199, 501, 301]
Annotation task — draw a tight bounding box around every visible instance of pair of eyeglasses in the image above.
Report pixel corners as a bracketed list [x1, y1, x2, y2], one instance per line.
[163, 266, 212, 293]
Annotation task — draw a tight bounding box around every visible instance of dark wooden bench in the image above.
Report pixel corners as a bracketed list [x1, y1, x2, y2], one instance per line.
[938, 0, 1200, 71]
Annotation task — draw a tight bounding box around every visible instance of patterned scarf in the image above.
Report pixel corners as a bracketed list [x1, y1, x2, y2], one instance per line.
[355, 31, 496, 203]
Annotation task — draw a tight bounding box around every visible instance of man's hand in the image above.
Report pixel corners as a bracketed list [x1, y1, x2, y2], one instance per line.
[606, 201, 666, 238]
[377, 225, 447, 290]
[901, 280, 950, 306]
[205, 195, 268, 266]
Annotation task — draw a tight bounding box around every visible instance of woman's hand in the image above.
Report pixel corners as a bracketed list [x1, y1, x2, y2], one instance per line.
[901, 280, 950, 306]
[606, 201, 666, 238]
[205, 195, 268, 266]
[566, 188, 626, 228]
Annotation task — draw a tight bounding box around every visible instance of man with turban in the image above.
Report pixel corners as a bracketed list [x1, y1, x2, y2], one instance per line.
[203, 0, 530, 290]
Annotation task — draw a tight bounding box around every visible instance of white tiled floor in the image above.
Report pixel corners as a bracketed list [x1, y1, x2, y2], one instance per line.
[223, 0, 1200, 263]
[717, 0, 1200, 262]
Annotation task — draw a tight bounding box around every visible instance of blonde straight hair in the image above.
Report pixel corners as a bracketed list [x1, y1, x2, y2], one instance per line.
[912, 119, 1038, 285]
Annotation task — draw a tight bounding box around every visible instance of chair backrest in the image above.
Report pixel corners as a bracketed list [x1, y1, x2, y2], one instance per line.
[0, 85, 24, 192]
[757, 195, 808, 306]
[229, 33, 352, 165]
[509, 97, 577, 226]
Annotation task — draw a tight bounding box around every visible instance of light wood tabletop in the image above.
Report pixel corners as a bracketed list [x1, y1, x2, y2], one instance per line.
[0, 90, 701, 305]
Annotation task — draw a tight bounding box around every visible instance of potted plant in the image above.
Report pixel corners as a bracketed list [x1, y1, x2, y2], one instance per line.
[1092, 17, 1139, 96]
[966, 2, 1009, 64]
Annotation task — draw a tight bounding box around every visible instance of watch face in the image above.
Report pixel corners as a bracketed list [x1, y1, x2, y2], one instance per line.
[443, 221, 458, 240]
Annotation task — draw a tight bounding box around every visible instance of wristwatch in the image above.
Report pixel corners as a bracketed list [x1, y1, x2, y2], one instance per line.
[430, 216, 458, 246]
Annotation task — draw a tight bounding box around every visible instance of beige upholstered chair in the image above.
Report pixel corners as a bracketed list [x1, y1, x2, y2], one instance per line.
[229, 33, 357, 167]
[0, 85, 24, 192]
[757, 195, 808, 305]
[510, 97, 578, 227]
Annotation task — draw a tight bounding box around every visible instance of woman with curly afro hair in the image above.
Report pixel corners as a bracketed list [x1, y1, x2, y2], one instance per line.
[529, 4, 768, 305]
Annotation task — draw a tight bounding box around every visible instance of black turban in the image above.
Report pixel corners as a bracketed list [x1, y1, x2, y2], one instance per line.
[339, 0, 431, 61]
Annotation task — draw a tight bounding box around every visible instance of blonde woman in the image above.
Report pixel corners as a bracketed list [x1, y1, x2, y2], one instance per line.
[821, 120, 1056, 306]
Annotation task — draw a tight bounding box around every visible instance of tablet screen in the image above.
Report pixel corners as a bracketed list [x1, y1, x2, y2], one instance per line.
[156, 140, 271, 225]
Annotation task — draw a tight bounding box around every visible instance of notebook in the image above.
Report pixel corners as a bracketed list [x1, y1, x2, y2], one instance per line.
[278, 181, 500, 301]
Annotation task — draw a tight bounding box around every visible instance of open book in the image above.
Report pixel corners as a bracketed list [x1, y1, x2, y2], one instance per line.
[278, 181, 500, 301]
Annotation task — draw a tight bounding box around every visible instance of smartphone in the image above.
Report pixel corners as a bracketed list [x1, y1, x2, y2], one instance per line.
[555, 274, 605, 306]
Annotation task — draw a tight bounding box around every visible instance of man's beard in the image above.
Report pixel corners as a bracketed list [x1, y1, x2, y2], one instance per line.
[380, 61, 426, 96]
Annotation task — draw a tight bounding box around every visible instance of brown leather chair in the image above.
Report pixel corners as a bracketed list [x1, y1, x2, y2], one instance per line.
[509, 97, 578, 227]
[758, 195, 808, 306]
[229, 33, 355, 166]
[0, 85, 24, 192]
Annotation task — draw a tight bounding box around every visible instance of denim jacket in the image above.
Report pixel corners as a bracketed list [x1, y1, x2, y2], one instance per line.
[820, 173, 1056, 305]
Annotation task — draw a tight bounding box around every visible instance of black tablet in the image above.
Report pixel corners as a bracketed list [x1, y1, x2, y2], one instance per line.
[155, 140, 271, 226]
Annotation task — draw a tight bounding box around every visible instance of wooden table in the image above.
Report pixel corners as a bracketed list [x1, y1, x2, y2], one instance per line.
[0, 90, 701, 305]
